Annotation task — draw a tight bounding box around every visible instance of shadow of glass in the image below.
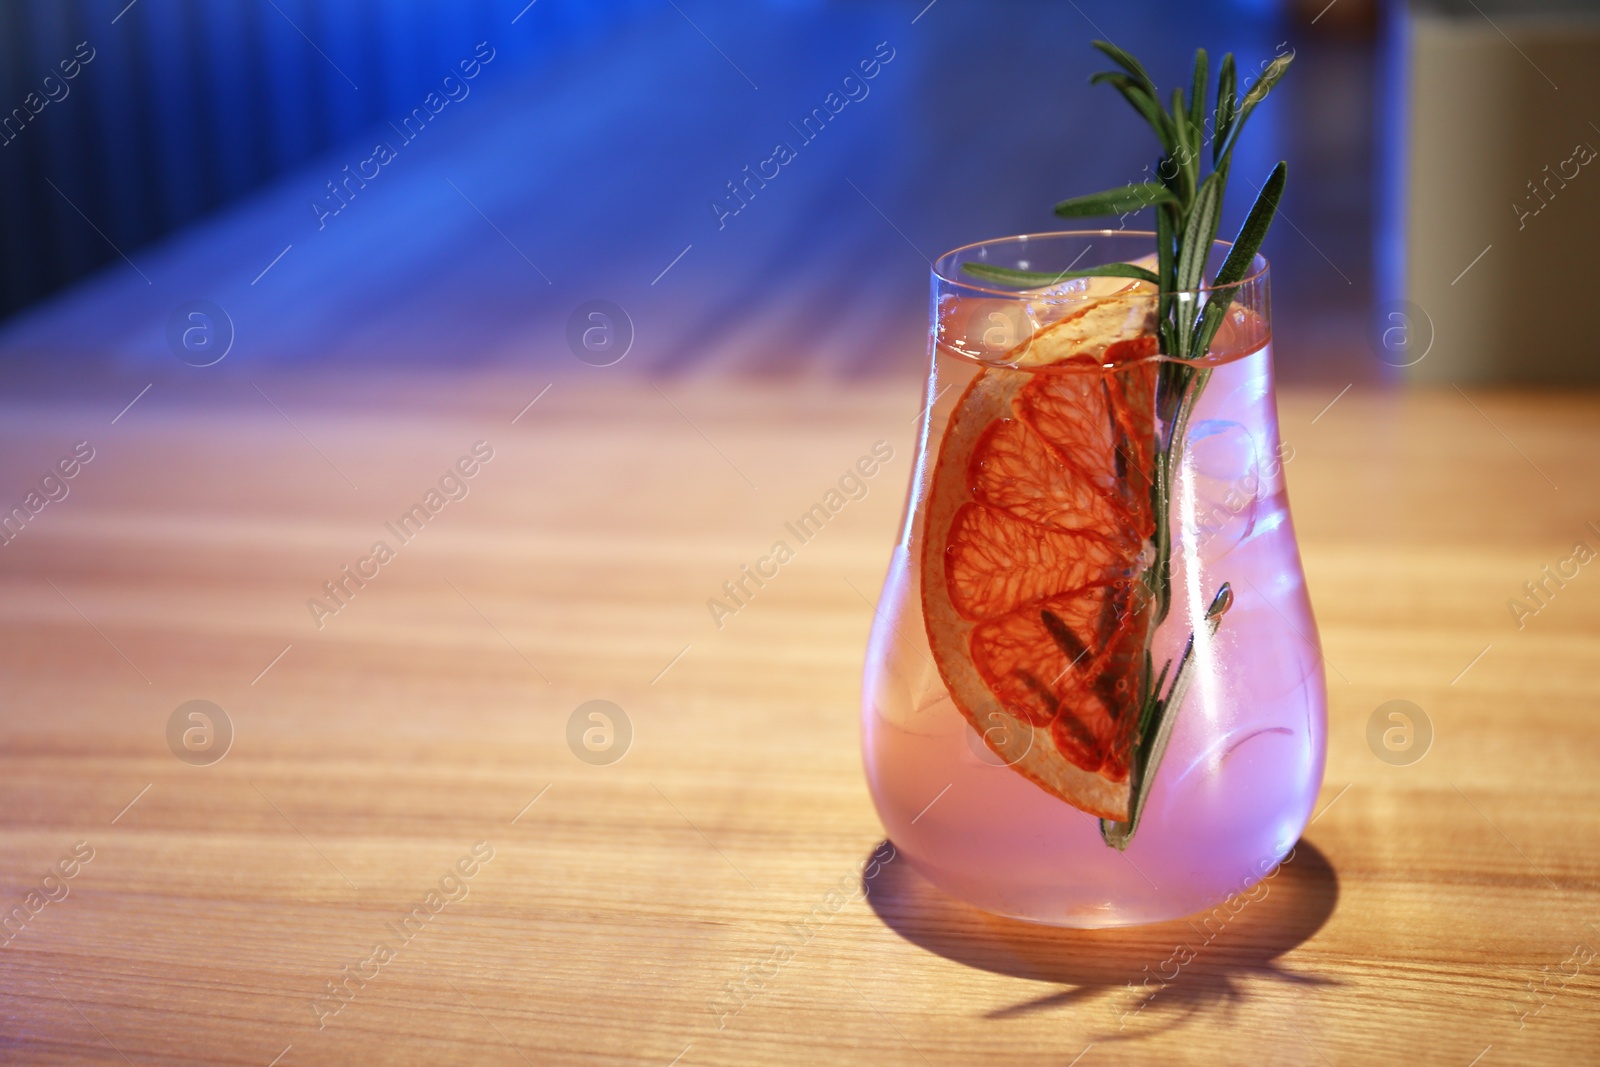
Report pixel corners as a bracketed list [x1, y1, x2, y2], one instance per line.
[861, 839, 1339, 1039]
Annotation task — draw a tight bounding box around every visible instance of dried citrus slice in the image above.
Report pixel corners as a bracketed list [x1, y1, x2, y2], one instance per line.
[923, 295, 1160, 822]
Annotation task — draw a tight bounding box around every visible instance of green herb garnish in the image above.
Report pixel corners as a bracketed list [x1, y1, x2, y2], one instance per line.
[965, 42, 1293, 848]
[963, 40, 1289, 360]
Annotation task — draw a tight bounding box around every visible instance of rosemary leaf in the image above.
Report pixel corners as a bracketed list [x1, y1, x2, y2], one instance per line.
[1155, 198, 1177, 326]
[1212, 51, 1293, 169]
[1214, 53, 1237, 165]
[1189, 49, 1209, 146]
[1189, 160, 1285, 358]
[1168, 88, 1195, 204]
[1176, 171, 1223, 295]
[1053, 182, 1177, 218]
[961, 261, 1162, 288]
[1089, 72, 1175, 154]
[1090, 39, 1160, 98]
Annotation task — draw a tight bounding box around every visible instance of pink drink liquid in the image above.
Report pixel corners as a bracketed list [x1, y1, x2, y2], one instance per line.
[862, 339, 1326, 927]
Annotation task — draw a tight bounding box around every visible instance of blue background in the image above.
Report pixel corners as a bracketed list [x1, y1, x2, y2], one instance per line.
[0, 0, 1378, 381]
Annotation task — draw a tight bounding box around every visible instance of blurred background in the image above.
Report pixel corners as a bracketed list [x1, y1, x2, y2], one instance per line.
[0, 0, 1593, 384]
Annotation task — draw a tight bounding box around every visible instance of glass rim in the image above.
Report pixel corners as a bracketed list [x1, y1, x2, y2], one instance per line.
[933, 229, 1270, 300]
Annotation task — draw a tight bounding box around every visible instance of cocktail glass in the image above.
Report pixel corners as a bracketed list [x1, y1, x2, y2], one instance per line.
[862, 231, 1326, 927]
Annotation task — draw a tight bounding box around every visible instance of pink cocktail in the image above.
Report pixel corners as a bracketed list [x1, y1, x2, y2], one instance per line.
[862, 232, 1327, 927]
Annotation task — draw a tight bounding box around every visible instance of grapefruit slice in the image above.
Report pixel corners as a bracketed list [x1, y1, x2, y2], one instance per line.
[923, 292, 1161, 822]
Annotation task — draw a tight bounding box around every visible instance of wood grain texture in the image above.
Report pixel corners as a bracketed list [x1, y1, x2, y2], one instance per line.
[0, 375, 1597, 1066]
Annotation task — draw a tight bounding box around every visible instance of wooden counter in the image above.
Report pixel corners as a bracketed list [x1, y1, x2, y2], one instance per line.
[1, 374, 1596, 1065]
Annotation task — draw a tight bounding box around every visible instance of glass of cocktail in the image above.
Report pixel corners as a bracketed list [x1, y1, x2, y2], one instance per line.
[861, 230, 1326, 927]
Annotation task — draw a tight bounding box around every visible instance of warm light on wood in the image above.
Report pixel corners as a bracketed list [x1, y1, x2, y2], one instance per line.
[0, 376, 1594, 1064]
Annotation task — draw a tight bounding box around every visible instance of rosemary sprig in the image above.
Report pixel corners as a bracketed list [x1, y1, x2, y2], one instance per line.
[1102, 583, 1233, 851]
[960, 41, 1290, 353]
[958, 42, 1293, 848]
